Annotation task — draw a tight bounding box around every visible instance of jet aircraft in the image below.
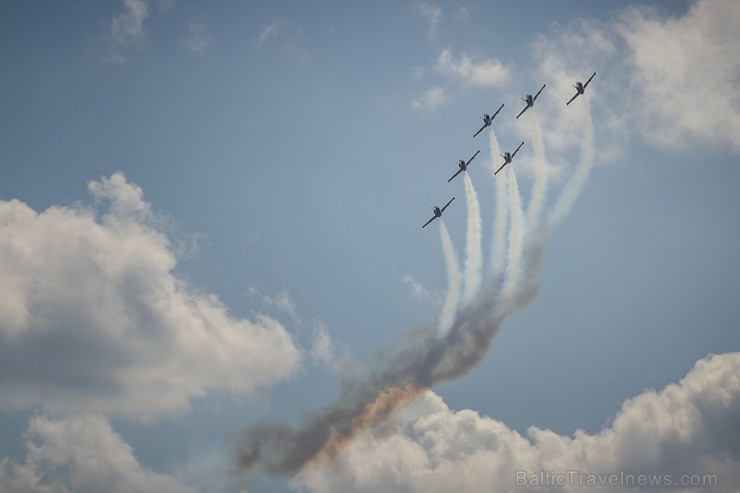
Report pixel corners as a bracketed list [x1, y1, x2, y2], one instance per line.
[473, 103, 504, 138]
[422, 197, 455, 228]
[566, 72, 596, 105]
[494, 141, 525, 175]
[447, 149, 481, 182]
[516, 84, 546, 119]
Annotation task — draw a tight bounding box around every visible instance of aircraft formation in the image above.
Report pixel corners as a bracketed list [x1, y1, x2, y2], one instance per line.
[422, 73, 596, 228]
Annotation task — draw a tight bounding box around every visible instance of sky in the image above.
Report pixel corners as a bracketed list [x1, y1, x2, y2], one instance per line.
[1, 0, 739, 492]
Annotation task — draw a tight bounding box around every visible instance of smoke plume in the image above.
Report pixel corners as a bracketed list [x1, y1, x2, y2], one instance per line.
[438, 221, 461, 337]
[490, 130, 509, 275]
[233, 96, 596, 477]
[461, 173, 483, 306]
[498, 167, 525, 315]
[547, 98, 594, 232]
[525, 111, 548, 236]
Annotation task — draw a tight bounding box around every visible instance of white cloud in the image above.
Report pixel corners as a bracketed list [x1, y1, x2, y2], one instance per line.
[295, 352, 740, 492]
[618, 0, 740, 152]
[256, 20, 309, 63]
[257, 20, 283, 46]
[411, 86, 446, 110]
[527, 17, 624, 168]
[108, 0, 149, 63]
[402, 273, 430, 300]
[180, 19, 211, 53]
[530, 0, 740, 160]
[106, 0, 179, 63]
[248, 287, 302, 324]
[0, 415, 196, 493]
[263, 291, 301, 322]
[413, 2, 443, 36]
[435, 48, 510, 87]
[411, 49, 509, 110]
[0, 172, 300, 417]
[310, 322, 334, 367]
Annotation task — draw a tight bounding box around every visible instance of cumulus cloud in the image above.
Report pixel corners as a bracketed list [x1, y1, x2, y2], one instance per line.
[412, 49, 508, 109]
[531, 0, 740, 160]
[0, 415, 196, 493]
[411, 86, 446, 110]
[256, 20, 309, 62]
[413, 2, 443, 36]
[108, 0, 149, 63]
[310, 323, 334, 367]
[0, 172, 300, 417]
[262, 290, 301, 323]
[402, 273, 430, 301]
[179, 19, 211, 53]
[106, 0, 179, 63]
[295, 352, 740, 493]
[435, 48, 510, 87]
[530, 18, 622, 164]
[618, 0, 740, 152]
[248, 287, 302, 324]
[257, 20, 283, 46]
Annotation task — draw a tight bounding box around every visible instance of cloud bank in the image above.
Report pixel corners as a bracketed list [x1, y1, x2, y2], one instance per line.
[0, 415, 196, 493]
[295, 352, 740, 493]
[619, 0, 740, 152]
[531, 0, 740, 158]
[413, 49, 509, 110]
[0, 172, 300, 418]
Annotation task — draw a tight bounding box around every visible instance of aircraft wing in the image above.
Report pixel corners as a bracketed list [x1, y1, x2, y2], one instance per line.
[511, 141, 524, 161]
[516, 105, 528, 119]
[532, 84, 546, 102]
[467, 149, 481, 165]
[491, 103, 504, 120]
[422, 215, 436, 228]
[584, 72, 596, 88]
[511, 141, 524, 159]
[566, 92, 579, 106]
[447, 168, 464, 182]
[494, 162, 508, 175]
[473, 123, 487, 138]
[440, 197, 455, 214]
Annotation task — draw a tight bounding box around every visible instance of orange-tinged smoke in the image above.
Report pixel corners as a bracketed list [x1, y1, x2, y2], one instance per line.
[309, 383, 429, 466]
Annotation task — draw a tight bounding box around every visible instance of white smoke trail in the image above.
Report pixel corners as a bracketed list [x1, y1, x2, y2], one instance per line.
[461, 173, 482, 306]
[525, 111, 548, 237]
[234, 89, 599, 477]
[438, 220, 461, 337]
[498, 167, 525, 315]
[490, 130, 508, 275]
[547, 98, 594, 232]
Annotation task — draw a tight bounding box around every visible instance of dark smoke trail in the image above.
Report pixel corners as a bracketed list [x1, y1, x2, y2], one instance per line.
[234, 277, 506, 475]
[233, 98, 596, 477]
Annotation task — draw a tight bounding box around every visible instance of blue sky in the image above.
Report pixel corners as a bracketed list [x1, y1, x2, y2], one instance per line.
[1, 1, 739, 492]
